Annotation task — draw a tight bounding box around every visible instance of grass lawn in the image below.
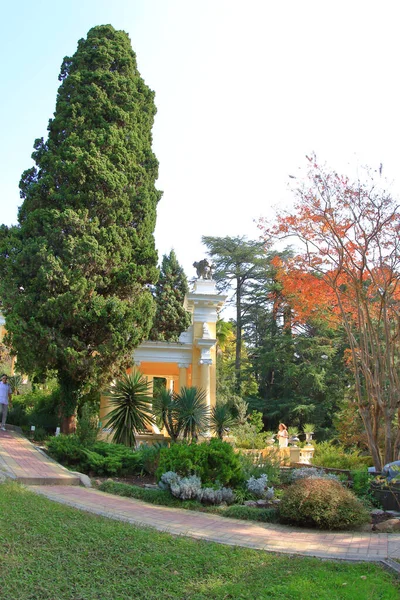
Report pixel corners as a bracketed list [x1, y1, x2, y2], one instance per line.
[0, 482, 399, 600]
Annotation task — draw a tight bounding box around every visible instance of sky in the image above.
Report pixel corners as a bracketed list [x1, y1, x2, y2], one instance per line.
[2, 0, 400, 281]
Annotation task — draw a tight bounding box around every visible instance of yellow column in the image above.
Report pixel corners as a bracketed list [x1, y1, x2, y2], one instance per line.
[146, 374, 154, 395]
[144, 373, 160, 434]
[178, 364, 189, 391]
[199, 359, 212, 407]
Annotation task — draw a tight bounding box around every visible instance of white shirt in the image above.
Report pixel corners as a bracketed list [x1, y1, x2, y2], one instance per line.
[278, 430, 288, 447]
[0, 382, 11, 405]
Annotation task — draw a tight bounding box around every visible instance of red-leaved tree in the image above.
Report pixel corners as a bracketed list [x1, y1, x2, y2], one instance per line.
[260, 155, 400, 469]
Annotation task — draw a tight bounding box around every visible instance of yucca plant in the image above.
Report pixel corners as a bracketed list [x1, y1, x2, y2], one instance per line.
[8, 374, 24, 395]
[174, 386, 210, 442]
[104, 372, 154, 447]
[210, 403, 235, 439]
[303, 423, 315, 434]
[152, 388, 181, 442]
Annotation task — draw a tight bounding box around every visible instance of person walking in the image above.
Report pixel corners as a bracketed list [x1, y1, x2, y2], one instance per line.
[0, 374, 12, 431]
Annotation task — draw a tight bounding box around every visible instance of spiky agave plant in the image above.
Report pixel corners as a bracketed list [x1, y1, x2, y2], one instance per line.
[210, 403, 235, 439]
[104, 372, 154, 447]
[152, 388, 181, 441]
[173, 386, 210, 442]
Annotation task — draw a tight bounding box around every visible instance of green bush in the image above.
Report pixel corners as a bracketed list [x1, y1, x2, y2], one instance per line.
[221, 504, 278, 523]
[156, 443, 197, 479]
[351, 469, 373, 497]
[231, 412, 269, 449]
[135, 443, 164, 475]
[76, 402, 99, 446]
[90, 442, 142, 475]
[32, 427, 49, 442]
[238, 452, 281, 485]
[195, 438, 244, 487]
[7, 388, 60, 432]
[156, 439, 245, 487]
[46, 436, 143, 476]
[312, 441, 371, 470]
[279, 478, 370, 530]
[46, 435, 86, 469]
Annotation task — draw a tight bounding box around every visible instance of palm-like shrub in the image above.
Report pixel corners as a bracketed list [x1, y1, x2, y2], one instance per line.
[174, 386, 210, 442]
[153, 386, 210, 442]
[104, 372, 154, 447]
[8, 374, 24, 395]
[152, 388, 180, 441]
[210, 403, 235, 439]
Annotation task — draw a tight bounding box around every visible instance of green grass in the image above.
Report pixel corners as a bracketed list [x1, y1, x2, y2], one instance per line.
[0, 481, 399, 600]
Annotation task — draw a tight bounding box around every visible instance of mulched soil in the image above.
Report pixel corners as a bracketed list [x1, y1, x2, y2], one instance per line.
[92, 474, 157, 487]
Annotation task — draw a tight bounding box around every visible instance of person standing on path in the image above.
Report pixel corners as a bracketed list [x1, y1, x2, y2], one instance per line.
[0, 374, 12, 431]
[277, 423, 289, 448]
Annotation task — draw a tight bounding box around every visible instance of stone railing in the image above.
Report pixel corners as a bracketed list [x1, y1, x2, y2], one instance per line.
[237, 445, 314, 466]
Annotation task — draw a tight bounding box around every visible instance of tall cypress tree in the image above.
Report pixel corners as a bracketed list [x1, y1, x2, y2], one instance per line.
[149, 250, 191, 341]
[0, 25, 161, 430]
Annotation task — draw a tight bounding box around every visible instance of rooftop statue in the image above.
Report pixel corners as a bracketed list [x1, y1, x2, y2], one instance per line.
[193, 259, 213, 280]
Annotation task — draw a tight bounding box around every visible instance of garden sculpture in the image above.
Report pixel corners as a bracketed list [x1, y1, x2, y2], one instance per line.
[193, 259, 213, 280]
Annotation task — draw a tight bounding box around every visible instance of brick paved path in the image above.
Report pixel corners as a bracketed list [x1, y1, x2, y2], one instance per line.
[0, 428, 79, 485]
[32, 483, 400, 563]
[2, 429, 400, 566]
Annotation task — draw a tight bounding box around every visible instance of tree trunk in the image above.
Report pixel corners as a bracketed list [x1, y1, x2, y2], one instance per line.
[58, 375, 81, 435]
[235, 278, 242, 394]
[359, 406, 382, 470]
[61, 414, 77, 435]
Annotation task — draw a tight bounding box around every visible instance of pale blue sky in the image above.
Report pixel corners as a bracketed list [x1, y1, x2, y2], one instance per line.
[2, 0, 400, 279]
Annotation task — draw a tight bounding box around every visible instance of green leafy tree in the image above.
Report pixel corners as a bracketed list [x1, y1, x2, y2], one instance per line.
[0, 26, 161, 431]
[149, 250, 191, 341]
[104, 372, 154, 447]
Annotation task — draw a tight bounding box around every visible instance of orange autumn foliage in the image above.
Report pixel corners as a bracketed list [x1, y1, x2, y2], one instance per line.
[260, 155, 400, 469]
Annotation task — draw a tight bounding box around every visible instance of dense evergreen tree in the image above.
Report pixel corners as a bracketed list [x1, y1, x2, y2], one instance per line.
[207, 241, 347, 437]
[0, 25, 161, 431]
[149, 250, 191, 341]
[202, 236, 268, 393]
